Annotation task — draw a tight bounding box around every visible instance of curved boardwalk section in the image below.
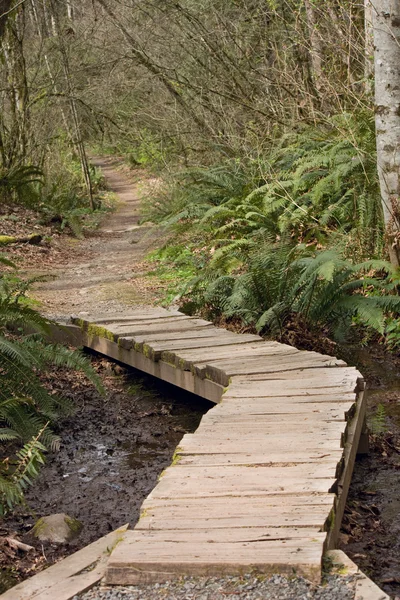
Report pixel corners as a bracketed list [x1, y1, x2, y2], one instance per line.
[71, 307, 366, 585]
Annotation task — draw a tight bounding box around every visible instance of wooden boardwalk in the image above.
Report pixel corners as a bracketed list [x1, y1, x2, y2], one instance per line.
[70, 307, 366, 585]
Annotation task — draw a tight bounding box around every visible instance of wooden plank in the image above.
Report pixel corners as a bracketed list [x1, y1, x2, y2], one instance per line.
[143, 334, 263, 361]
[129, 527, 326, 542]
[125, 327, 259, 344]
[201, 356, 347, 386]
[216, 399, 357, 416]
[232, 368, 364, 384]
[118, 331, 260, 351]
[150, 476, 335, 499]
[176, 451, 344, 468]
[159, 463, 340, 480]
[193, 421, 347, 434]
[71, 308, 183, 325]
[224, 373, 361, 396]
[0, 525, 128, 600]
[105, 530, 324, 585]
[201, 404, 354, 422]
[141, 493, 336, 511]
[110, 318, 213, 333]
[188, 423, 348, 446]
[137, 512, 330, 530]
[177, 438, 344, 455]
[326, 388, 367, 549]
[162, 343, 301, 370]
[109, 319, 214, 339]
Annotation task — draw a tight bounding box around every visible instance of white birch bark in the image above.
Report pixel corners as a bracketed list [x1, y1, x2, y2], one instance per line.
[304, 0, 324, 95]
[373, 0, 400, 266]
[364, 0, 374, 93]
[66, 1, 74, 21]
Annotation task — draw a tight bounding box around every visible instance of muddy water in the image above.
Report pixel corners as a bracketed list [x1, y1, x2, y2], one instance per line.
[339, 347, 400, 599]
[6, 355, 211, 583]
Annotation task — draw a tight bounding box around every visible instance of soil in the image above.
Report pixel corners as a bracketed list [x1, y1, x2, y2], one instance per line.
[1, 354, 211, 593]
[28, 156, 167, 316]
[338, 346, 400, 600]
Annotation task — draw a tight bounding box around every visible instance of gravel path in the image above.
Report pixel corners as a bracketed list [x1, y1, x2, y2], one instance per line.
[75, 574, 358, 600]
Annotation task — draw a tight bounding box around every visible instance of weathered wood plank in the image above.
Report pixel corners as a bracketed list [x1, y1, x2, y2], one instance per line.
[223, 373, 361, 396]
[176, 451, 344, 468]
[201, 356, 347, 386]
[201, 404, 354, 421]
[150, 476, 335, 499]
[162, 343, 301, 370]
[144, 334, 263, 361]
[177, 438, 344, 455]
[71, 308, 183, 325]
[124, 327, 258, 344]
[106, 529, 324, 584]
[110, 316, 213, 333]
[137, 511, 330, 530]
[326, 388, 367, 549]
[141, 493, 336, 511]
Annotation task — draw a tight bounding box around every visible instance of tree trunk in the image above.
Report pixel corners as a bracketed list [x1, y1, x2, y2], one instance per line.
[66, 1, 74, 21]
[364, 0, 374, 94]
[48, 0, 95, 210]
[1, 3, 30, 165]
[303, 0, 324, 96]
[0, 0, 13, 41]
[373, 0, 400, 267]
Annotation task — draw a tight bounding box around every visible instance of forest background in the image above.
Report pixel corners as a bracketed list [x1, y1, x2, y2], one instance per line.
[1, 0, 400, 511]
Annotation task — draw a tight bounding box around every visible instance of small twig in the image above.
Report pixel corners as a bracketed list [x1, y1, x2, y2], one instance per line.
[5, 537, 34, 552]
[41, 543, 47, 561]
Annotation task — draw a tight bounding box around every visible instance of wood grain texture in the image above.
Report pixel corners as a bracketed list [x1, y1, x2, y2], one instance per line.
[70, 308, 366, 585]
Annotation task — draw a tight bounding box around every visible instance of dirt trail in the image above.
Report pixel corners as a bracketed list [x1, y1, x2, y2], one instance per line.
[34, 156, 162, 317]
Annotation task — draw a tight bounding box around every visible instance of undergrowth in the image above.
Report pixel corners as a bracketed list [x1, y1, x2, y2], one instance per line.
[146, 111, 399, 348]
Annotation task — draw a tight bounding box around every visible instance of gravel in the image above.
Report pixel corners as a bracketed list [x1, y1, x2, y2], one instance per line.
[75, 573, 358, 600]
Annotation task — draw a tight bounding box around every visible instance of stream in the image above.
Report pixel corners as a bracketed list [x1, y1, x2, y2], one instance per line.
[1, 353, 211, 593]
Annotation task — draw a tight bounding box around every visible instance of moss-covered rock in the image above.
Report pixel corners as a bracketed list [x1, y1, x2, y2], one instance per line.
[0, 235, 17, 245]
[31, 513, 83, 543]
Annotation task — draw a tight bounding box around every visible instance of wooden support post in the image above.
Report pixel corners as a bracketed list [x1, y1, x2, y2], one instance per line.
[356, 416, 370, 455]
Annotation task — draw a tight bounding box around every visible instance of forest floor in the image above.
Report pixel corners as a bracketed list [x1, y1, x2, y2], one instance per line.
[3, 156, 168, 317]
[1, 355, 210, 593]
[1, 158, 400, 598]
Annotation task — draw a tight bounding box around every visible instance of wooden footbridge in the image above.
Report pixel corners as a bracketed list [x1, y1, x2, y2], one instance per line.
[61, 307, 367, 586]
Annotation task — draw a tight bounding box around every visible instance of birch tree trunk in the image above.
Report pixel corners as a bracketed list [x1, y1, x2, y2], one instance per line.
[304, 0, 324, 97]
[373, 0, 400, 267]
[364, 0, 374, 93]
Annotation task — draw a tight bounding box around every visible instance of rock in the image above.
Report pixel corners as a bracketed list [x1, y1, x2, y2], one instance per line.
[31, 513, 83, 544]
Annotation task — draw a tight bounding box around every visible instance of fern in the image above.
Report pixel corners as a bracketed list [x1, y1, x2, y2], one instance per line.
[0, 264, 104, 512]
[369, 404, 387, 436]
[0, 426, 47, 515]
